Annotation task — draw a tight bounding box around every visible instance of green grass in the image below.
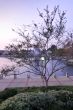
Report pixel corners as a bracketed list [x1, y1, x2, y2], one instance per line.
[0, 86, 73, 103]
[7, 86, 73, 93]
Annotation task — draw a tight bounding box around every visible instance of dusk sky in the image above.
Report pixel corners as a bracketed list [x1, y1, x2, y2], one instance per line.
[0, 0, 73, 49]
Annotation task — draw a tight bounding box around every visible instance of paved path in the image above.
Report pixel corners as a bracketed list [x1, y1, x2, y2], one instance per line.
[0, 76, 73, 91]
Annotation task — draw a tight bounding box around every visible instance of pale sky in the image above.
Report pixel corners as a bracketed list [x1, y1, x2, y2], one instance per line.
[0, 0, 73, 49]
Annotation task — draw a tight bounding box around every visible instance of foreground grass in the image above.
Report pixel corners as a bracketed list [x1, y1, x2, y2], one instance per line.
[16, 86, 73, 92]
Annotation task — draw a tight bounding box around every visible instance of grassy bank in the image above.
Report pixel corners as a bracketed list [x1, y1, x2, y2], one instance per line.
[0, 86, 73, 103]
[7, 86, 73, 93]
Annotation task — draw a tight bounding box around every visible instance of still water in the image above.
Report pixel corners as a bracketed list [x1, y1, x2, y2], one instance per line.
[0, 57, 40, 79]
[0, 57, 73, 79]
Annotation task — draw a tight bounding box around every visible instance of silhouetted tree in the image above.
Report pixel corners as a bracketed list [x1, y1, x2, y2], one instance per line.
[4, 5, 67, 88]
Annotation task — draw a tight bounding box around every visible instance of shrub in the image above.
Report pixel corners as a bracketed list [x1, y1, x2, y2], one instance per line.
[0, 88, 17, 103]
[0, 92, 58, 110]
[56, 90, 73, 102]
[1, 91, 73, 110]
[1, 89, 73, 110]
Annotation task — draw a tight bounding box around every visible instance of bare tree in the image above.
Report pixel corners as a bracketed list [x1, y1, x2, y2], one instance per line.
[4, 5, 67, 87]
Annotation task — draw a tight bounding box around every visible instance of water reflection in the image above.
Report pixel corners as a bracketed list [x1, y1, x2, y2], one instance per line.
[0, 57, 73, 79]
[0, 57, 15, 68]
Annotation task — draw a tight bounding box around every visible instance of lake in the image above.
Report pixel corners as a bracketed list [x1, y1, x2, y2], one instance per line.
[0, 57, 73, 79]
[0, 57, 40, 79]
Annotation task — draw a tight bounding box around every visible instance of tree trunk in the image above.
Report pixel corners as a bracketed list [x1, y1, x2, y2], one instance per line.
[45, 80, 48, 92]
[45, 80, 48, 87]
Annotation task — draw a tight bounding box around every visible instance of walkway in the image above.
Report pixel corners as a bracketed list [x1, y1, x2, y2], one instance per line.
[0, 76, 73, 91]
